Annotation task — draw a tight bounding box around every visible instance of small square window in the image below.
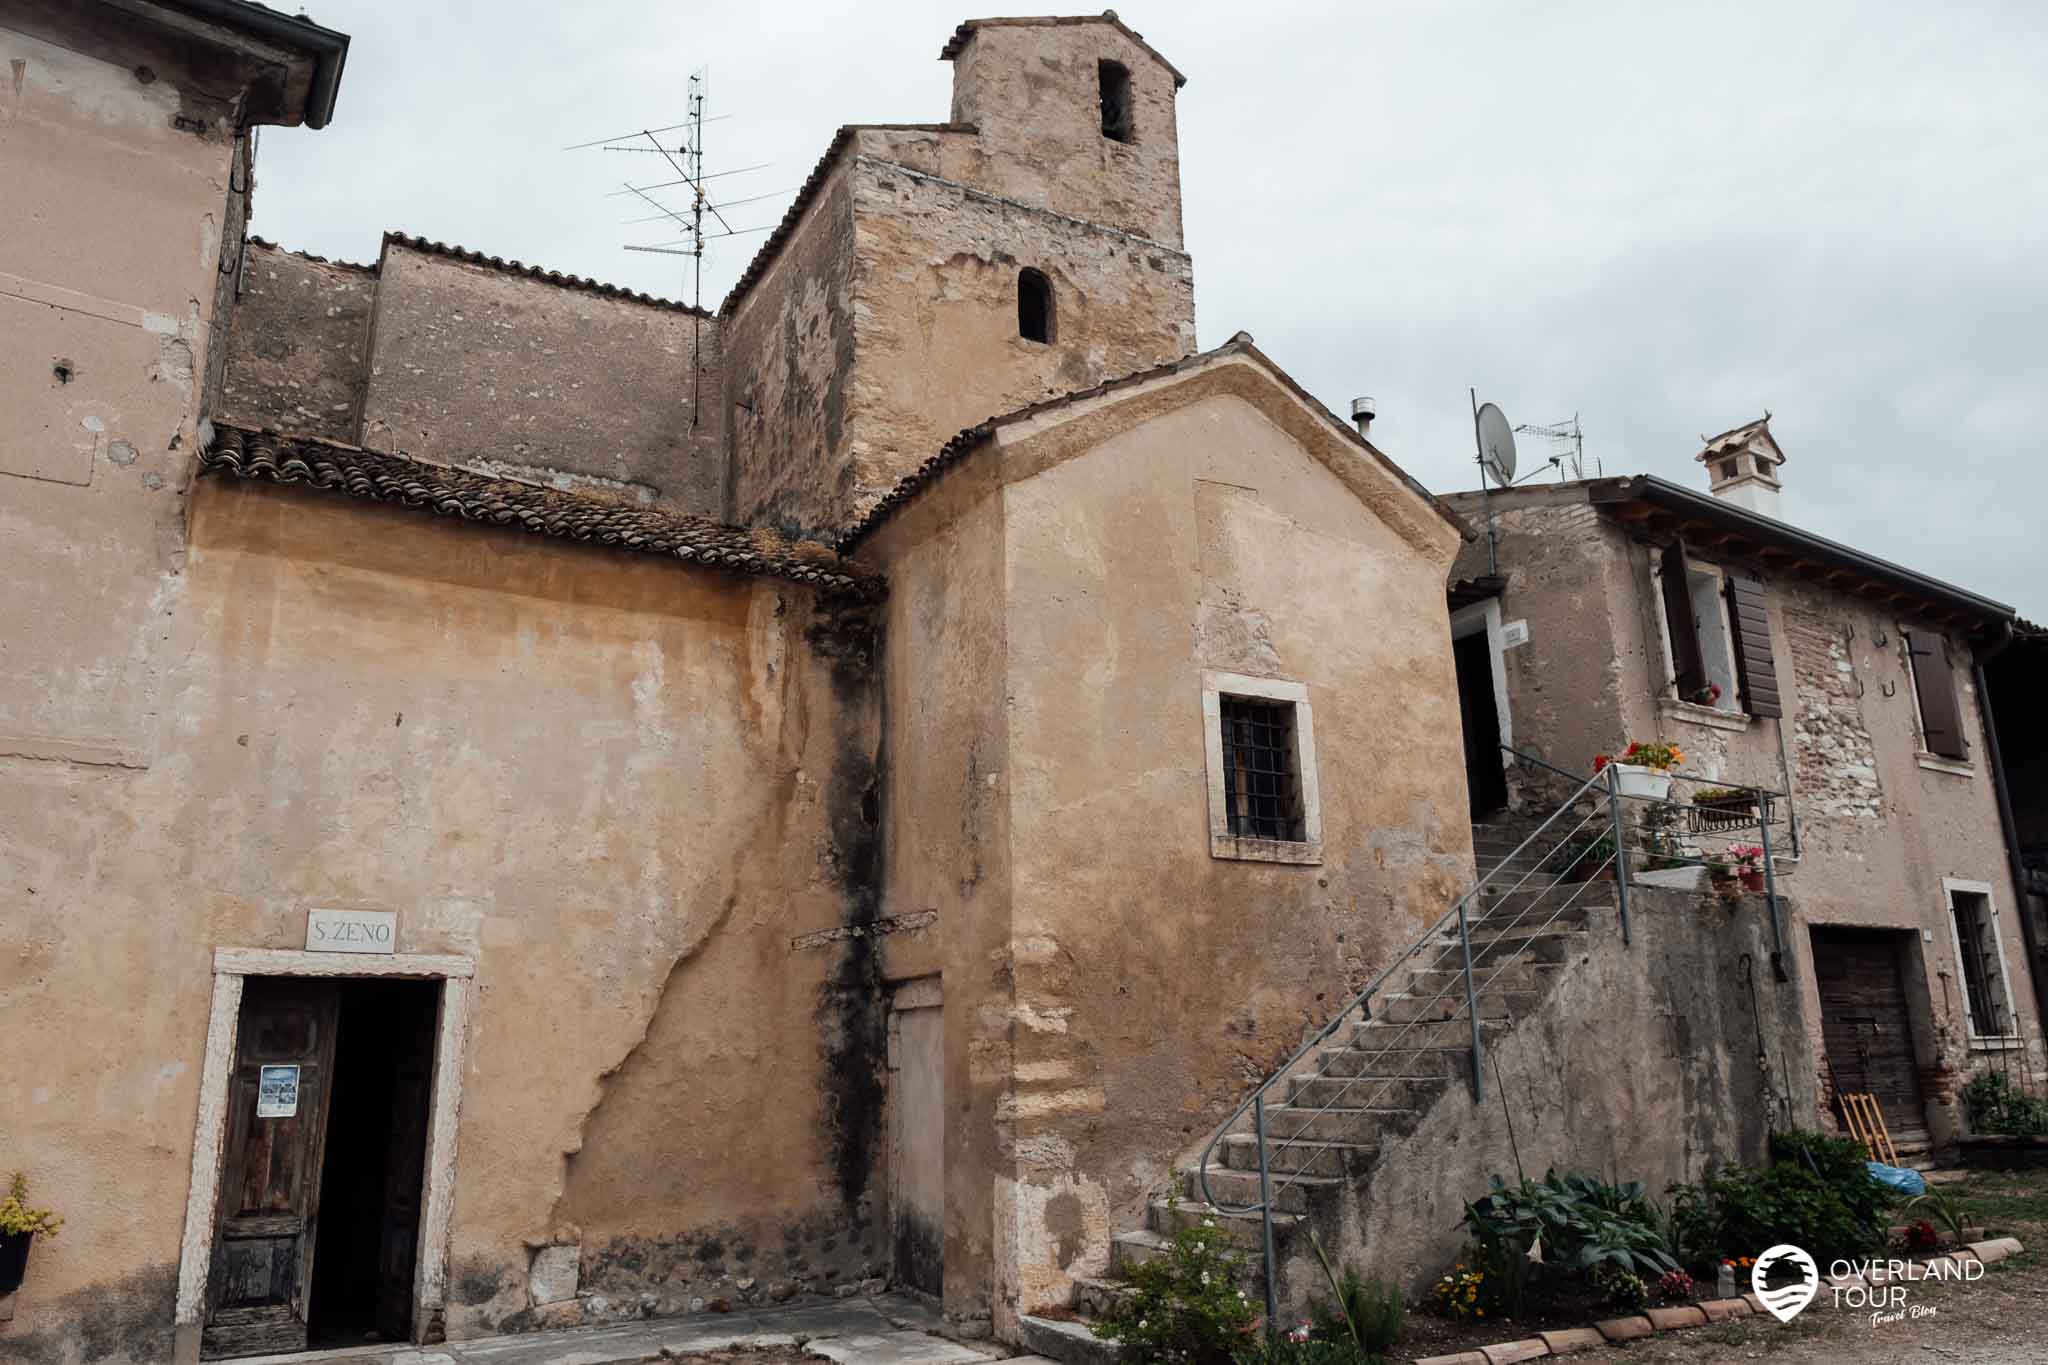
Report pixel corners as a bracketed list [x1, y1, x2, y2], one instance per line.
[1720, 459, 1739, 481]
[1202, 671, 1322, 864]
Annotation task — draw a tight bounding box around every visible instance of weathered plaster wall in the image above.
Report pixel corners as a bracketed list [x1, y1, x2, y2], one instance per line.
[0, 481, 883, 1360]
[847, 153, 1195, 516]
[944, 21, 1185, 247]
[358, 240, 724, 515]
[1310, 886, 1818, 1299]
[989, 376, 1468, 1328]
[215, 240, 375, 442]
[865, 457, 1014, 1335]
[721, 164, 858, 534]
[1458, 487, 2044, 1147]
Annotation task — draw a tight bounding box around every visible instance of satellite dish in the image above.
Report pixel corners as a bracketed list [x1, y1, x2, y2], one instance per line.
[1476, 402, 1518, 486]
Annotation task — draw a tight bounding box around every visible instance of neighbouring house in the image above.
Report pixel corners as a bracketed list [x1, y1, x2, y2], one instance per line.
[1442, 416, 2047, 1160]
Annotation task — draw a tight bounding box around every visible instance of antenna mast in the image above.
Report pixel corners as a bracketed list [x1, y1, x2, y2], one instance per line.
[1514, 414, 1594, 481]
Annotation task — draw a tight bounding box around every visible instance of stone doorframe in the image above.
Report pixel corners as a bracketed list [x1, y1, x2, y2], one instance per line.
[171, 948, 475, 1365]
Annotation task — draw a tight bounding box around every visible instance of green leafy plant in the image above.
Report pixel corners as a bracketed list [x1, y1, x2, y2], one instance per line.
[1906, 1187, 1971, 1248]
[0, 1174, 61, 1239]
[1302, 1232, 1401, 1356]
[1591, 1263, 1648, 1311]
[1095, 1207, 1257, 1365]
[1234, 1334, 1379, 1365]
[1961, 1072, 2048, 1137]
[1545, 831, 1617, 881]
[1463, 1172, 1679, 1282]
[1667, 1131, 1898, 1269]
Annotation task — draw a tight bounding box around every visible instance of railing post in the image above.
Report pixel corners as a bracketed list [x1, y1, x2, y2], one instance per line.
[1459, 902, 1484, 1104]
[1760, 800, 1790, 982]
[1608, 764, 1632, 946]
[1253, 1094, 1280, 1338]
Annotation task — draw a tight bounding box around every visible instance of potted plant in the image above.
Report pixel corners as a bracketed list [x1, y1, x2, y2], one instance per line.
[1725, 843, 1766, 893]
[1689, 785, 1759, 834]
[1686, 682, 1723, 707]
[0, 1173, 61, 1296]
[1594, 740, 1684, 801]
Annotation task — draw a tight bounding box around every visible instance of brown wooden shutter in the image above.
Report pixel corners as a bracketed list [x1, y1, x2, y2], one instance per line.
[1659, 540, 1708, 698]
[1724, 573, 1783, 717]
[1905, 629, 1969, 759]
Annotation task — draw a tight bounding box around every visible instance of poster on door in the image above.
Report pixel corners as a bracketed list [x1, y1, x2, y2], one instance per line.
[257, 1064, 301, 1118]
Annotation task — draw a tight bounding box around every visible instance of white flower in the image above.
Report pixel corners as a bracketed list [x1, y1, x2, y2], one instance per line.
[1203, 1217, 1217, 1228]
[1200, 1271, 1211, 1285]
[1238, 1290, 1248, 1300]
[1138, 1319, 1148, 1329]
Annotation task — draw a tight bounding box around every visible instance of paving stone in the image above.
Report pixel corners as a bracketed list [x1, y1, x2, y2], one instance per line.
[1699, 1297, 1751, 1321]
[807, 1331, 993, 1365]
[1594, 1316, 1654, 1343]
[1015, 1315, 1119, 1365]
[749, 1303, 896, 1338]
[1536, 1328, 1603, 1355]
[451, 1321, 660, 1365]
[648, 1324, 789, 1358]
[1646, 1306, 1706, 1331]
[1479, 1339, 1550, 1363]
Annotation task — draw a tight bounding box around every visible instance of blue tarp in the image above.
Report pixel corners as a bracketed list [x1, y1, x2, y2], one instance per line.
[1868, 1161, 1926, 1196]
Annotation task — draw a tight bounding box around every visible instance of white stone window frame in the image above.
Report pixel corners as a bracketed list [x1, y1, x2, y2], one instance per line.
[1202, 670, 1323, 865]
[1942, 877, 2019, 1047]
[1650, 553, 1749, 724]
[171, 949, 474, 1363]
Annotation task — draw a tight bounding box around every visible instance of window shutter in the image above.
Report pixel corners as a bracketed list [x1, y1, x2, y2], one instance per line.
[1906, 629, 1969, 760]
[1724, 573, 1783, 718]
[1659, 540, 1707, 698]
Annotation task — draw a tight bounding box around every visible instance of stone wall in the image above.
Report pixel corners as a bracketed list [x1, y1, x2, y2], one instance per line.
[216, 240, 376, 442]
[1782, 598, 1884, 821]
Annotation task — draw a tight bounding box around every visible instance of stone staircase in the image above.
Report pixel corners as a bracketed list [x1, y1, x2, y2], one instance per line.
[1025, 817, 1617, 1360]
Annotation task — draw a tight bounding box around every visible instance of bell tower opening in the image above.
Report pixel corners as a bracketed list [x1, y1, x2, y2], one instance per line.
[1018, 268, 1055, 344]
[1098, 59, 1133, 142]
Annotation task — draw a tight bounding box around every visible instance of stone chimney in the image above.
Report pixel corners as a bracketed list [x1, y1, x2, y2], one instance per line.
[1696, 413, 1785, 519]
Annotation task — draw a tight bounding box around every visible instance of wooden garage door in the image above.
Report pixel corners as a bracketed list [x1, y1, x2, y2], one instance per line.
[1811, 928, 1928, 1145]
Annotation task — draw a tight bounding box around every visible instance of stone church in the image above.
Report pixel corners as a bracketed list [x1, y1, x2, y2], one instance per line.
[16, 7, 2027, 1365]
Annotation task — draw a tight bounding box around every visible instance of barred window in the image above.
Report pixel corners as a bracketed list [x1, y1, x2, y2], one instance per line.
[1220, 696, 1306, 842]
[1948, 883, 2014, 1039]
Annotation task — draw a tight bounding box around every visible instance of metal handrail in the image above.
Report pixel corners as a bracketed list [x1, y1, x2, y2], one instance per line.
[1195, 752, 1792, 1325]
[1195, 761, 1608, 1212]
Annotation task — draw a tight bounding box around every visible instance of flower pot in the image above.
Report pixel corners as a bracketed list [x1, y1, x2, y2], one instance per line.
[1612, 763, 1672, 802]
[1740, 869, 1766, 893]
[0, 1231, 30, 1296]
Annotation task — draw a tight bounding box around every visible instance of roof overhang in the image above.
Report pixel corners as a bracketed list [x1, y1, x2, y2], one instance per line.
[8, 0, 349, 129]
[939, 14, 1188, 87]
[1587, 474, 2013, 637]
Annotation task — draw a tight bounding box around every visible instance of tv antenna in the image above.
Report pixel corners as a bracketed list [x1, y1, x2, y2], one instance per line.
[1515, 414, 1595, 481]
[566, 68, 781, 424]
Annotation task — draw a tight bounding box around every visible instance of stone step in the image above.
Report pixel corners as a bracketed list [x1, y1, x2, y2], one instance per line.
[1286, 1072, 1445, 1110]
[1109, 1229, 1170, 1274]
[1148, 1199, 1301, 1244]
[1350, 1016, 1511, 1050]
[1019, 1313, 1121, 1365]
[1467, 902, 1594, 935]
[1255, 1104, 1423, 1146]
[1374, 988, 1540, 1025]
[1071, 1275, 1131, 1319]
[1315, 1041, 1474, 1079]
[1184, 1164, 1342, 1214]
[1436, 925, 1587, 966]
[1403, 963, 1558, 998]
[1219, 1132, 1382, 1177]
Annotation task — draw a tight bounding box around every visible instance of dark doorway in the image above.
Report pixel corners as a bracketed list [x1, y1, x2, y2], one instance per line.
[1454, 627, 1507, 816]
[306, 979, 439, 1350]
[1811, 928, 1930, 1148]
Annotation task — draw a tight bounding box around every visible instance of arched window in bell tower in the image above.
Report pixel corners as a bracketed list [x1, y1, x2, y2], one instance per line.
[1098, 60, 1133, 143]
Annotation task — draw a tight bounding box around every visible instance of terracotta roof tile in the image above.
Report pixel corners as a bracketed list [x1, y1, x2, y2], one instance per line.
[1698, 412, 1775, 460]
[198, 423, 881, 596]
[380, 232, 709, 316]
[938, 14, 1188, 87]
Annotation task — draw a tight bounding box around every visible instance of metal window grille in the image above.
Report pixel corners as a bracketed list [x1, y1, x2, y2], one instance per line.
[1952, 894, 2010, 1036]
[1220, 696, 1304, 841]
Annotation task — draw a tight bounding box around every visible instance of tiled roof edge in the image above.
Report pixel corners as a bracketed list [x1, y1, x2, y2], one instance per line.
[938, 15, 1189, 87]
[244, 235, 379, 273]
[197, 422, 883, 597]
[717, 123, 977, 319]
[380, 232, 710, 317]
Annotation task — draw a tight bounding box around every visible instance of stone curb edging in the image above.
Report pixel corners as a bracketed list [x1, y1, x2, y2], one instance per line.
[1410, 1239, 2025, 1365]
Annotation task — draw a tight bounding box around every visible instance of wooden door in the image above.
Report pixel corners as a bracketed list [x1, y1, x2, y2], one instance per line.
[1811, 929, 1929, 1144]
[204, 980, 340, 1359]
[889, 999, 945, 1296]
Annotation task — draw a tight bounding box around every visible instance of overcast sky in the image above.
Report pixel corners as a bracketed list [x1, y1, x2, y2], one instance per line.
[251, 1, 2047, 618]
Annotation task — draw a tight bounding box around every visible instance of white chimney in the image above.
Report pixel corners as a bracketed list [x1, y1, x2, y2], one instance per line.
[1350, 395, 1375, 439]
[1696, 413, 1785, 520]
